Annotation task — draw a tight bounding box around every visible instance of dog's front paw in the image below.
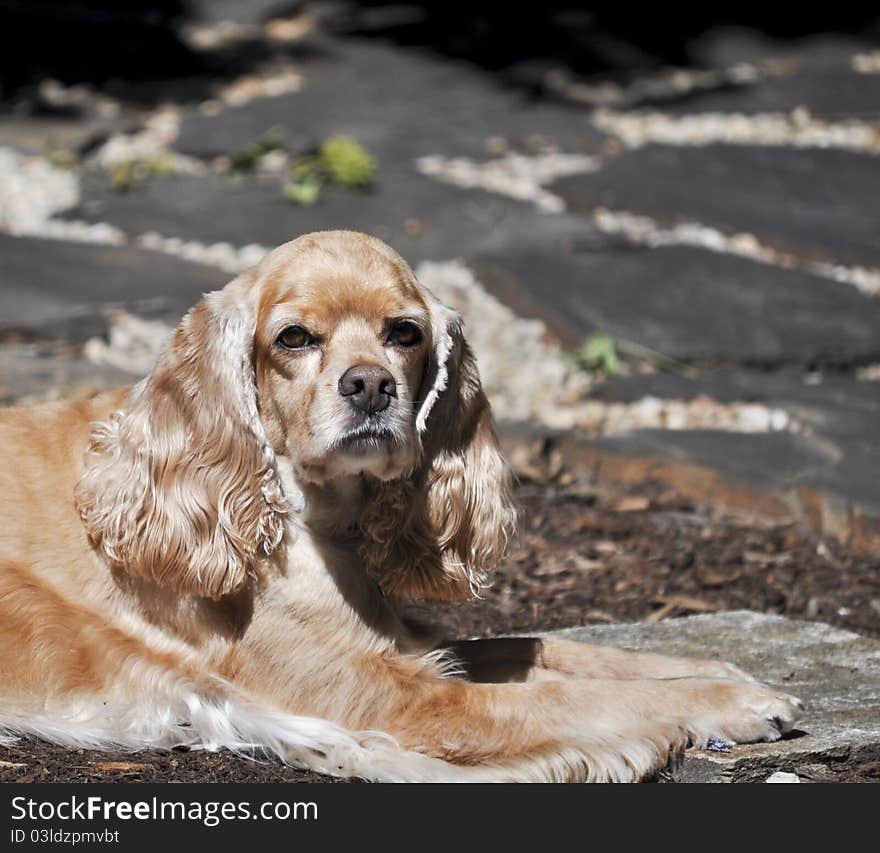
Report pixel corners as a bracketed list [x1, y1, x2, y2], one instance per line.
[687, 681, 804, 748]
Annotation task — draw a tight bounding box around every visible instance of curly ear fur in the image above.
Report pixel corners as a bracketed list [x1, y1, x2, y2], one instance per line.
[75, 275, 287, 600]
[360, 294, 517, 602]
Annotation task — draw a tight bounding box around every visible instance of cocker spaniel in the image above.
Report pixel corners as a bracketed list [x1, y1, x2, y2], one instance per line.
[0, 231, 802, 781]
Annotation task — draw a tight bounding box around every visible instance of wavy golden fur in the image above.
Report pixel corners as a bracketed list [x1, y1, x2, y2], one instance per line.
[0, 231, 802, 781]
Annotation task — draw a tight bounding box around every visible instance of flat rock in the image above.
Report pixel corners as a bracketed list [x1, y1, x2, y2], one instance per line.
[544, 611, 880, 782]
[175, 35, 606, 162]
[71, 164, 589, 266]
[468, 243, 880, 362]
[0, 234, 227, 343]
[595, 427, 875, 511]
[553, 145, 880, 269]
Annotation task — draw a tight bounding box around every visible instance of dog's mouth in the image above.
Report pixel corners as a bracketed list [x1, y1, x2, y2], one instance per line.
[333, 425, 399, 456]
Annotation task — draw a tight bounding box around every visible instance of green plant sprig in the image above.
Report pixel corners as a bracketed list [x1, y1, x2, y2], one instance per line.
[283, 135, 376, 206]
[225, 127, 284, 173]
[571, 333, 699, 379]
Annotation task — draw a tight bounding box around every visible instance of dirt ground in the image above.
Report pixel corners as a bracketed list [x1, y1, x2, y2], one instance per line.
[2, 460, 878, 784]
[425, 479, 880, 642]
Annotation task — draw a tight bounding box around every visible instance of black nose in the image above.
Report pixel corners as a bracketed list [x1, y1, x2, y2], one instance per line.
[338, 365, 397, 415]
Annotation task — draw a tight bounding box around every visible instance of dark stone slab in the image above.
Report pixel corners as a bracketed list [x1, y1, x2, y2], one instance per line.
[594, 428, 827, 493]
[594, 426, 880, 518]
[553, 144, 880, 269]
[71, 162, 590, 266]
[468, 243, 880, 364]
[0, 235, 228, 343]
[590, 367, 880, 512]
[175, 35, 606, 162]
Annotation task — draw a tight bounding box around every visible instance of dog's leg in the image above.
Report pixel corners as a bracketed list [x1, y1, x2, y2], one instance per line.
[444, 637, 757, 683]
[381, 672, 802, 781]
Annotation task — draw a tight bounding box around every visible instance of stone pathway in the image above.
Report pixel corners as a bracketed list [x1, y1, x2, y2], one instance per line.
[1, 10, 879, 548]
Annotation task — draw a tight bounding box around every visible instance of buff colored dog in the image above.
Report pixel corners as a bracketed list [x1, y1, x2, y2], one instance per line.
[0, 230, 802, 781]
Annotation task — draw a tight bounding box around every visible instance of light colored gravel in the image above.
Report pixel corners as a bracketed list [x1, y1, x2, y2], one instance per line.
[591, 207, 880, 297]
[0, 147, 79, 235]
[416, 152, 600, 213]
[593, 108, 880, 155]
[198, 64, 303, 115]
[178, 19, 259, 51]
[0, 145, 126, 243]
[135, 232, 270, 274]
[179, 13, 313, 51]
[856, 365, 880, 382]
[36, 78, 121, 120]
[25, 219, 125, 245]
[83, 313, 173, 374]
[93, 107, 203, 175]
[765, 771, 801, 783]
[545, 395, 795, 434]
[853, 51, 880, 73]
[545, 63, 761, 109]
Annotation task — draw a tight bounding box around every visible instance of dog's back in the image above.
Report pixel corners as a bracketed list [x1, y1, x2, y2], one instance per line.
[0, 391, 126, 563]
[0, 391, 137, 705]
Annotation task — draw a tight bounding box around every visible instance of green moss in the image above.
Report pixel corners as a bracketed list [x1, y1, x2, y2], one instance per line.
[318, 135, 376, 187]
[572, 333, 621, 376]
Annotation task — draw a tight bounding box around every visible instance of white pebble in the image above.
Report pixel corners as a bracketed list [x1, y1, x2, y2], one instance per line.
[765, 771, 801, 783]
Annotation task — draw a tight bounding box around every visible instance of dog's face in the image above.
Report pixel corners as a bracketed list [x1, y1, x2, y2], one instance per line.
[77, 231, 516, 603]
[253, 238, 431, 482]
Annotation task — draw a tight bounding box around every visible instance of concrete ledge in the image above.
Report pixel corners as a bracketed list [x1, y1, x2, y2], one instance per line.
[544, 611, 880, 782]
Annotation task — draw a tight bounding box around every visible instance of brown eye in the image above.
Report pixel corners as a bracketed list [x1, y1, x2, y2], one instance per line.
[388, 321, 423, 348]
[276, 325, 316, 350]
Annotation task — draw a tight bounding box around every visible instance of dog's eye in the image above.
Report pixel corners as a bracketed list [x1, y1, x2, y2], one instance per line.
[388, 321, 423, 348]
[276, 325, 316, 350]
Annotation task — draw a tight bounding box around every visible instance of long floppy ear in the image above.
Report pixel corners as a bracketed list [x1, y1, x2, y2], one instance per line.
[360, 291, 517, 602]
[75, 273, 287, 600]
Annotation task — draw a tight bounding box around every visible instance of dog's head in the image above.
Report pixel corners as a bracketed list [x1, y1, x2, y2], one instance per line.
[76, 231, 515, 603]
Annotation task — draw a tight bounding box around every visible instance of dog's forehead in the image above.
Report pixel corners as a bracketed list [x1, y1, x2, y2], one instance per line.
[257, 234, 426, 326]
